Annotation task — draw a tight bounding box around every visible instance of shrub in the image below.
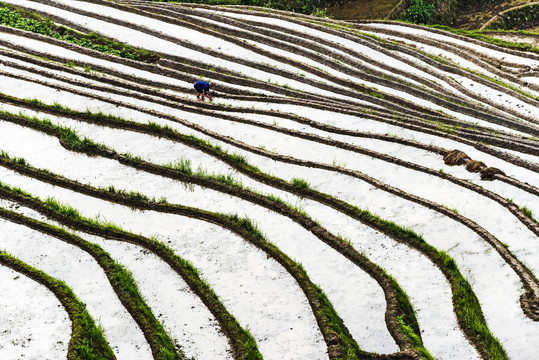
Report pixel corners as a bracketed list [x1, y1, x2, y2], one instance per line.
[404, 0, 434, 24]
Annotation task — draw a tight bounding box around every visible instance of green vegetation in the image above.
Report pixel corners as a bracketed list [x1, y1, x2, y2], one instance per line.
[0, 207, 183, 359]
[0, 161, 353, 358]
[291, 177, 311, 189]
[105, 185, 151, 202]
[506, 199, 537, 223]
[369, 90, 386, 99]
[230, 153, 250, 166]
[360, 209, 507, 359]
[427, 24, 539, 53]
[394, 0, 504, 26]
[396, 316, 434, 359]
[0, 110, 424, 357]
[440, 252, 507, 359]
[518, 205, 537, 223]
[0, 251, 115, 359]
[148, 0, 336, 16]
[166, 158, 193, 175]
[468, 70, 539, 102]
[0, 4, 159, 62]
[0, 187, 262, 360]
[0, 97, 511, 358]
[224, 214, 363, 358]
[403, 0, 434, 24]
[434, 121, 460, 134]
[123, 152, 143, 165]
[486, 4, 539, 31]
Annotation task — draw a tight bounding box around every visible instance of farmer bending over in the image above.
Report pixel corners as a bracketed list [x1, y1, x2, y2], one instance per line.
[194, 80, 214, 101]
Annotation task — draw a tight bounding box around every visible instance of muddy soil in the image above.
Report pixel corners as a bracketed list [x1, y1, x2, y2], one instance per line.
[484, 31, 539, 47]
[325, 0, 399, 20]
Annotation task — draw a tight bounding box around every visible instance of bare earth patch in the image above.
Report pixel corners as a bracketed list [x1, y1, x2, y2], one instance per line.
[326, 0, 399, 20]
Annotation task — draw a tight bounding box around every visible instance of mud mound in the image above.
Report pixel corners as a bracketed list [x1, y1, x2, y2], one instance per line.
[466, 160, 487, 172]
[480, 167, 506, 180]
[443, 150, 471, 165]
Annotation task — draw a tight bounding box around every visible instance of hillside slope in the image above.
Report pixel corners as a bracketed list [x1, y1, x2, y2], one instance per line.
[0, 1, 538, 359]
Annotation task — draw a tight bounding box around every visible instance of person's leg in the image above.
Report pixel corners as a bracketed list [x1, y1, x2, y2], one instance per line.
[194, 83, 204, 100]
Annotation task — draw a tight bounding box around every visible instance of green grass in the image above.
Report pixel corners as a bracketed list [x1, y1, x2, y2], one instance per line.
[0, 251, 115, 360]
[396, 315, 433, 359]
[230, 153, 249, 165]
[0, 100, 430, 353]
[519, 205, 537, 222]
[0, 207, 183, 359]
[8, 190, 260, 360]
[291, 177, 311, 189]
[0, 150, 361, 357]
[432, 120, 461, 134]
[166, 158, 193, 175]
[469, 71, 539, 102]
[123, 152, 143, 165]
[149, 0, 336, 16]
[442, 252, 507, 359]
[428, 25, 539, 54]
[0, 96, 509, 358]
[211, 172, 241, 186]
[506, 199, 537, 223]
[331, 210, 507, 359]
[105, 185, 151, 202]
[0, 4, 160, 62]
[224, 214, 363, 358]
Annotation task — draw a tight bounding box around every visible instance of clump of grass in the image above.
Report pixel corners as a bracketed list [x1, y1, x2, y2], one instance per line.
[226, 214, 262, 236]
[519, 205, 536, 222]
[57, 126, 101, 152]
[157, 196, 168, 204]
[123, 152, 142, 165]
[290, 203, 310, 218]
[337, 234, 352, 246]
[52, 101, 68, 111]
[435, 121, 460, 135]
[291, 177, 311, 189]
[166, 158, 193, 175]
[230, 153, 248, 165]
[15, 157, 27, 166]
[212, 173, 240, 186]
[265, 193, 284, 204]
[369, 90, 385, 99]
[396, 316, 433, 359]
[44, 198, 81, 220]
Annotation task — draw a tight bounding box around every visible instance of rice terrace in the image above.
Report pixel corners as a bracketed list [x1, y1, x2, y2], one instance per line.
[0, 0, 538, 359]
